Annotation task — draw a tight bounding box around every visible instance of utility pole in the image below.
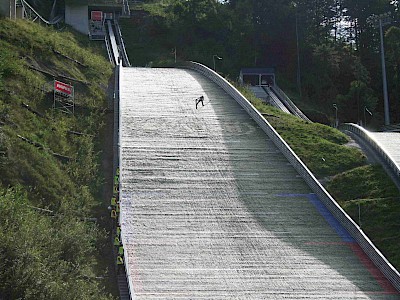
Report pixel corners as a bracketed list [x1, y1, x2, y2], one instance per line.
[291, 1, 301, 98]
[333, 103, 338, 128]
[367, 12, 392, 126]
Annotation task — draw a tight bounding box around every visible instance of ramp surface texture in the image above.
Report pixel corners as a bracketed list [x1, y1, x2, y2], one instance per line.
[369, 132, 400, 168]
[119, 67, 399, 299]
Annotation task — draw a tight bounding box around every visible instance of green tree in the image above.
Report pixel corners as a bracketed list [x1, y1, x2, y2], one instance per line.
[336, 57, 378, 123]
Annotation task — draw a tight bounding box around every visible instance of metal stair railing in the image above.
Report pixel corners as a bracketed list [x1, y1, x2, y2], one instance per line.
[271, 85, 311, 122]
[122, 0, 130, 16]
[106, 20, 121, 66]
[114, 20, 131, 67]
[104, 34, 115, 67]
[263, 86, 291, 114]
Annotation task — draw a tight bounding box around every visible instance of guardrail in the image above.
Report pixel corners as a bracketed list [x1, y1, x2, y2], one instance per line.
[181, 61, 400, 292]
[115, 65, 134, 299]
[122, 0, 130, 16]
[104, 35, 114, 67]
[263, 86, 291, 114]
[106, 20, 120, 66]
[340, 123, 400, 191]
[114, 21, 131, 67]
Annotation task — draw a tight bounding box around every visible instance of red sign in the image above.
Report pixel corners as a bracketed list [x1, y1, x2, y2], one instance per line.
[54, 80, 73, 96]
[91, 11, 103, 22]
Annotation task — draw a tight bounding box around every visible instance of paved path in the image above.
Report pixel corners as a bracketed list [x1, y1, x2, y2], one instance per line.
[119, 67, 399, 299]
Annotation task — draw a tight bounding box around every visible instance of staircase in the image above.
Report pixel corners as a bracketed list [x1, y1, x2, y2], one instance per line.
[117, 272, 130, 300]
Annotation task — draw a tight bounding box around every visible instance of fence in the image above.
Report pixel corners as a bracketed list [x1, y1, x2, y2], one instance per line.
[181, 61, 400, 292]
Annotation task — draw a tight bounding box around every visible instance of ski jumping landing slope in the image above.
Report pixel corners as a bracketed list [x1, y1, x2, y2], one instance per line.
[119, 67, 399, 299]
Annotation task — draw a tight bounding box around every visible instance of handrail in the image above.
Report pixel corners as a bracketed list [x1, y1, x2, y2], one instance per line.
[271, 85, 311, 122]
[340, 123, 400, 191]
[104, 35, 115, 67]
[115, 65, 134, 299]
[114, 20, 131, 67]
[106, 20, 120, 66]
[122, 0, 131, 16]
[181, 61, 400, 292]
[262, 86, 291, 114]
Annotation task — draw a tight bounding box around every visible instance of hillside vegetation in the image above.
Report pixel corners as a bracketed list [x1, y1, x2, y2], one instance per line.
[0, 18, 115, 299]
[241, 90, 400, 269]
[1, 1, 400, 297]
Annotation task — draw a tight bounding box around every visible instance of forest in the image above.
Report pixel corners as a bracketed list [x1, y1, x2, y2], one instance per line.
[1, 0, 399, 298]
[28, 0, 400, 125]
[115, 0, 400, 127]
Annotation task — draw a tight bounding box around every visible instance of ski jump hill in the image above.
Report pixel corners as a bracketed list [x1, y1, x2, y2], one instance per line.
[114, 62, 400, 299]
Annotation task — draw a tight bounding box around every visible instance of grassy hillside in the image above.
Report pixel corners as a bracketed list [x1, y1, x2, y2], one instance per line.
[0, 18, 116, 299]
[240, 90, 400, 269]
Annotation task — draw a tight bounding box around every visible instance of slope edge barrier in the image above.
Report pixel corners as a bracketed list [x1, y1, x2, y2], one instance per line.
[340, 123, 400, 191]
[115, 65, 135, 299]
[271, 85, 311, 122]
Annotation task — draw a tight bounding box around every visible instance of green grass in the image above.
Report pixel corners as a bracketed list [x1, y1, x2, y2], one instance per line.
[327, 164, 400, 270]
[0, 18, 116, 299]
[238, 88, 366, 178]
[327, 165, 399, 202]
[342, 196, 400, 269]
[237, 86, 400, 269]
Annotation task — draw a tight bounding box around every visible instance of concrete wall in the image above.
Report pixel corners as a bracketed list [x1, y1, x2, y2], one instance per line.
[0, 0, 15, 18]
[65, 4, 89, 34]
[16, 5, 24, 19]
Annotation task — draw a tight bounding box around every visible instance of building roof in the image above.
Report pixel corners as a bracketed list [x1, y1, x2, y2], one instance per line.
[240, 67, 275, 75]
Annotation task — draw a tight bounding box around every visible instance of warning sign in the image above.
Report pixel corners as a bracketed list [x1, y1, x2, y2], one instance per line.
[91, 11, 103, 22]
[54, 80, 73, 97]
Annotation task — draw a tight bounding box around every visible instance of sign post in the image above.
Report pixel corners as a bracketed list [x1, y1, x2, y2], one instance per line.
[53, 80, 74, 114]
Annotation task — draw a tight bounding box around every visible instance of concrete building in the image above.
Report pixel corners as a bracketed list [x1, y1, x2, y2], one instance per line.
[65, 1, 127, 35]
[65, 4, 89, 34]
[0, 0, 24, 19]
[239, 68, 276, 87]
